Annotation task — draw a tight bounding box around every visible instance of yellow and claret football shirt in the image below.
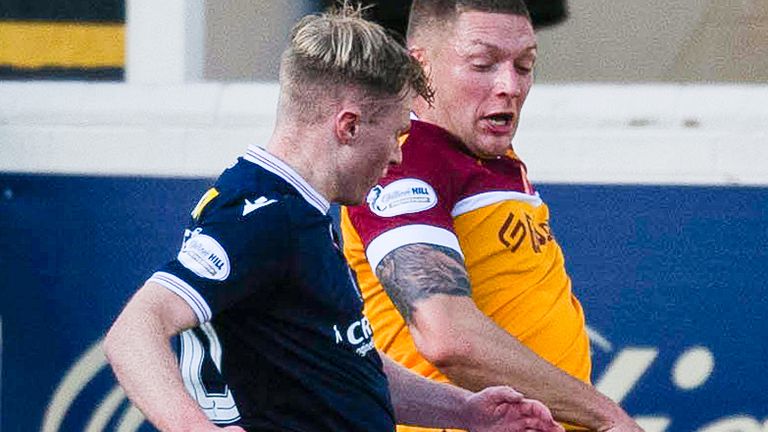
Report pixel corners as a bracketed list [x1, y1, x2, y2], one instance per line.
[342, 120, 591, 430]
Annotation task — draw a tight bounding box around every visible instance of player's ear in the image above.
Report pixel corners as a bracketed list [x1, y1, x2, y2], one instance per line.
[409, 46, 429, 69]
[335, 108, 361, 145]
[408, 46, 433, 87]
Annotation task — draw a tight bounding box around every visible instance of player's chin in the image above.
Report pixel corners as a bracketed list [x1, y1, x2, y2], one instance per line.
[473, 137, 513, 158]
[338, 188, 369, 207]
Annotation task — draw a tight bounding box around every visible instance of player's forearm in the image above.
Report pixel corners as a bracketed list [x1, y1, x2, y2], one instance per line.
[381, 351, 473, 429]
[412, 303, 632, 430]
[103, 285, 214, 432]
[376, 243, 635, 430]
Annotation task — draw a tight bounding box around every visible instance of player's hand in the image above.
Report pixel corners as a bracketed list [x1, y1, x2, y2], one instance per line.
[462, 386, 565, 432]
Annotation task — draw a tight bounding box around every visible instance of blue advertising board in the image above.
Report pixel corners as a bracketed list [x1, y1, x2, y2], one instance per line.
[1, 173, 766, 432]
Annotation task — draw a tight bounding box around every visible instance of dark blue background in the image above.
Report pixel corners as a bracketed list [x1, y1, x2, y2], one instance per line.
[1, 173, 766, 431]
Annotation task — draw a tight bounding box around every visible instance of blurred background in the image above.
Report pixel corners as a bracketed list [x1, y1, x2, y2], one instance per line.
[1, 1, 767, 431]
[3, 0, 766, 82]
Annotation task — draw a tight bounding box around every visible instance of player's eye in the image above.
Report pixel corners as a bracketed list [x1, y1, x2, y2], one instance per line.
[471, 63, 493, 71]
[466, 51, 495, 71]
[516, 63, 534, 75]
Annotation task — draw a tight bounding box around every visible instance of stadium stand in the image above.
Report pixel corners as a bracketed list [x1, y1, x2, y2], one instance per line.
[0, 0, 124, 80]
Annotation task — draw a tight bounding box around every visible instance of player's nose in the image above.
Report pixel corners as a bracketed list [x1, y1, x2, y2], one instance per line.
[494, 62, 522, 98]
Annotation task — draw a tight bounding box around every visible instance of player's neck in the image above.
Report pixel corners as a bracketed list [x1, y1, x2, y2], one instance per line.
[265, 129, 336, 204]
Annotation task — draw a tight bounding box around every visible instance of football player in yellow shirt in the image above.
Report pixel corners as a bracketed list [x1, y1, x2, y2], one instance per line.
[342, 1, 645, 431]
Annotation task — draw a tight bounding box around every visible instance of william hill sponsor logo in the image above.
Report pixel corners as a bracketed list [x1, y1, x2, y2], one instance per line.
[367, 178, 438, 217]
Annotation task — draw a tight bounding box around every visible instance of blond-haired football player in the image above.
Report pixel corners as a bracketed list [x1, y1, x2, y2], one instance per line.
[103, 5, 562, 432]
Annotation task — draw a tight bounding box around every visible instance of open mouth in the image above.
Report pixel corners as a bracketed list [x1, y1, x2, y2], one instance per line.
[483, 113, 515, 128]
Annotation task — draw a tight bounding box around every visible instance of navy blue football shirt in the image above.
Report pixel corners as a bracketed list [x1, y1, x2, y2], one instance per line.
[150, 145, 395, 432]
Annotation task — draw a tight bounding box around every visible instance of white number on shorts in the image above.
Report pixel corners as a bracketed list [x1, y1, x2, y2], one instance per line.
[179, 323, 241, 424]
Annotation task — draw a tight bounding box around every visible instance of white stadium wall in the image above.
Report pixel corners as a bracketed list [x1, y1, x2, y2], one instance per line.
[1, 82, 767, 185]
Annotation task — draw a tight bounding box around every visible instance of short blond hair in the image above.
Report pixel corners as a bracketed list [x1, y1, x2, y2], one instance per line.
[280, 4, 432, 121]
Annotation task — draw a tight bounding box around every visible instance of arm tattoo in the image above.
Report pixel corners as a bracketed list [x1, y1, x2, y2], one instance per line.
[375, 243, 471, 322]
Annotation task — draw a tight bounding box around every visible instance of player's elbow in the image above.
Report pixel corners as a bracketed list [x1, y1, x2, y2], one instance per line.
[102, 302, 147, 366]
[408, 297, 483, 369]
[102, 311, 137, 364]
[412, 326, 476, 370]
[102, 321, 122, 365]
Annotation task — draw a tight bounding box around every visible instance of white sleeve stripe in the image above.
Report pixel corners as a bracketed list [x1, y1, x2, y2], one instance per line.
[365, 224, 463, 271]
[452, 191, 542, 217]
[149, 272, 212, 324]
